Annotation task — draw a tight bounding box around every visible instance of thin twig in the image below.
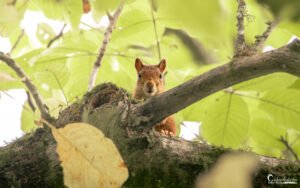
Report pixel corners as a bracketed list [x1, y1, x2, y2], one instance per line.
[149, 0, 161, 61]
[47, 69, 69, 105]
[87, 0, 125, 91]
[0, 90, 32, 112]
[47, 24, 67, 48]
[0, 52, 50, 119]
[235, 0, 247, 57]
[280, 136, 299, 162]
[9, 29, 25, 56]
[254, 19, 279, 50]
[106, 10, 113, 21]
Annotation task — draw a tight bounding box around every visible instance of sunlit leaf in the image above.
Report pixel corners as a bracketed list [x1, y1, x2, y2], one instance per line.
[179, 91, 224, 122]
[286, 129, 300, 157]
[111, 0, 165, 48]
[51, 122, 128, 188]
[29, 0, 82, 28]
[36, 23, 56, 44]
[157, 0, 234, 61]
[0, 0, 28, 36]
[21, 103, 38, 132]
[234, 73, 297, 92]
[90, 0, 120, 21]
[289, 78, 300, 89]
[259, 89, 300, 131]
[201, 94, 250, 148]
[249, 117, 285, 158]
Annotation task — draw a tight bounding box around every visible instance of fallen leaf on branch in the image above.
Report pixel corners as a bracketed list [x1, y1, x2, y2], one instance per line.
[51, 122, 128, 188]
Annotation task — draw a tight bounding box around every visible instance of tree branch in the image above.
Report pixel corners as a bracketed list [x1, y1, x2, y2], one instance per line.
[87, 0, 125, 91]
[132, 39, 300, 131]
[25, 91, 36, 112]
[254, 19, 279, 51]
[234, 0, 247, 57]
[0, 52, 50, 119]
[47, 24, 67, 48]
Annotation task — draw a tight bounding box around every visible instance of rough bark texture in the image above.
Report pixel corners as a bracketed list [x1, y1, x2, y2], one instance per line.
[1, 40, 300, 187]
[133, 39, 300, 132]
[1, 83, 299, 188]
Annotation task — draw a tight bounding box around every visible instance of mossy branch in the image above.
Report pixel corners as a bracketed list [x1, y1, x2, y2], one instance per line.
[0, 52, 50, 119]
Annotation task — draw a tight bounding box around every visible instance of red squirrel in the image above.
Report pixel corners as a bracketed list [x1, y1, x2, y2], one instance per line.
[133, 58, 176, 136]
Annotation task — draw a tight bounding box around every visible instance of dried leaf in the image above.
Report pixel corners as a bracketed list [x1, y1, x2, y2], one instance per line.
[51, 122, 128, 188]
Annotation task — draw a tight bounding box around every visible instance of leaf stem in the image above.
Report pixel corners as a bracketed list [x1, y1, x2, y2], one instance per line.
[149, 0, 162, 61]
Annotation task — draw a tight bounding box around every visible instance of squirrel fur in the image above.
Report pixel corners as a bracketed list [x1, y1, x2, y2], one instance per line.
[133, 58, 176, 136]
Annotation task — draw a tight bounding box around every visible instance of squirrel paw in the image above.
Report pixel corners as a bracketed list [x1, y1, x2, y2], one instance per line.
[160, 129, 175, 137]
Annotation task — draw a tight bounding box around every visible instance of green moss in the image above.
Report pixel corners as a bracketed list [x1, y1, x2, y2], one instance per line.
[0, 128, 64, 187]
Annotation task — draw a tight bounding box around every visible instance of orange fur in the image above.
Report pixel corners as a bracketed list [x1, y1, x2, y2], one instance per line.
[133, 58, 176, 136]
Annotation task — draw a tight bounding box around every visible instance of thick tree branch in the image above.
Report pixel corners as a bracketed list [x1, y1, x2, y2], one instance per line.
[87, 0, 125, 91]
[0, 52, 50, 119]
[132, 39, 300, 131]
[1, 83, 299, 187]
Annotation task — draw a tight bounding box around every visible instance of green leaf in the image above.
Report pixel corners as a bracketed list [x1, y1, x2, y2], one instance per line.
[45, 90, 67, 118]
[36, 23, 56, 45]
[179, 92, 224, 122]
[63, 54, 94, 100]
[157, 0, 222, 38]
[0, 0, 28, 36]
[90, 0, 120, 21]
[7, 29, 32, 57]
[21, 104, 37, 133]
[278, 21, 300, 37]
[248, 117, 286, 158]
[29, 0, 82, 28]
[111, 0, 165, 48]
[234, 73, 297, 92]
[266, 25, 294, 48]
[157, 0, 234, 61]
[259, 89, 300, 131]
[286, 129, 300, 157]
[201, 94, 250, 148]
[288, 78, 300, 90]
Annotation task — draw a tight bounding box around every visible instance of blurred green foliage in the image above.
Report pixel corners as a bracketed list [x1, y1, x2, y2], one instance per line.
[0, 0, 299, 160]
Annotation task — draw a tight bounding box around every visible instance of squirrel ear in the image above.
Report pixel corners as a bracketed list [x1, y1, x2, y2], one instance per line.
[135, 58, 144, 72]
[158, 59, 166, 72]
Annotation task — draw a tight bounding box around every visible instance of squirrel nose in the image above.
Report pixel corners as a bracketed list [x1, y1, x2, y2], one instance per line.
[146, 82, 154, 88]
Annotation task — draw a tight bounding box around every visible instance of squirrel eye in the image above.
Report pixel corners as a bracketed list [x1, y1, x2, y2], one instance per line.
[159, 74, 163, 79]
[138, 74, 142, 79]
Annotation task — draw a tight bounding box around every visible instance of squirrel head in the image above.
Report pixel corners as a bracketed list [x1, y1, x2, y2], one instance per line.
[135, 58, 166, 98]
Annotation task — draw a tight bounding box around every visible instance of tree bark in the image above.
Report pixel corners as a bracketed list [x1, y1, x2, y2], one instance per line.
[132, 39, 300, 132]
[1, 40, 300, 187]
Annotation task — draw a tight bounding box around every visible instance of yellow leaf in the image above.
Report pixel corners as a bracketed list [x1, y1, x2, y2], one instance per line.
[51, 122, 128, 188]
